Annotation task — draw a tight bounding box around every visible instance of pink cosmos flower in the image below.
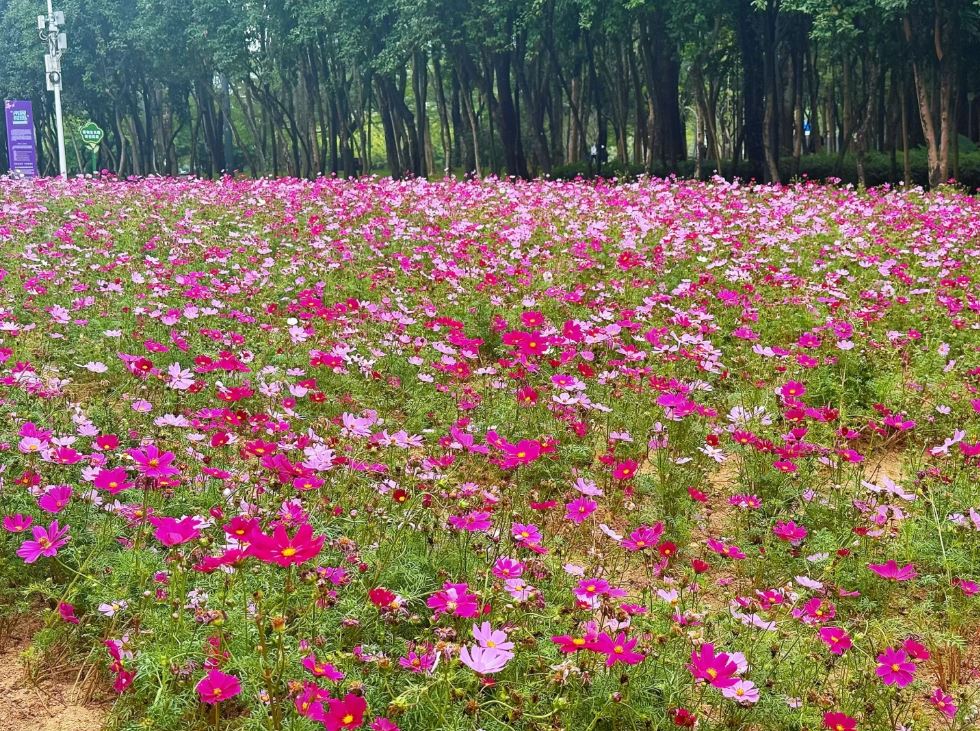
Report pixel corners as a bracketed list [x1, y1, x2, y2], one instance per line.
[564, 497, 597, 524]
[295, 682, 328, 719]
[706, 538, 746, 560]
[249, 522, 325, 567]
[322, 692, 367, 730]
[779, 381, 806, 399]
[868, 560, 917, 581]
[149, 516, 201, 546]
[511, 522, 542, 546]
[574, 577, 610, 602]
[195, 669, 242, 704]
[953, 577, 978, 595]
[17, 520, 70, 563]
[3, 514, 33, 533]
[58, 602, 79, 624]
[473, 622, 514, 652]
[729, 494, 761, 509]
[427, 582, 481, 618]
[823, 711, 857, 730]
[818, 627, 852, 655]
[498, 438, 541, 468]
[398, 648, 437, 674]
[503, 577, 534, 600]
[551, 633, 593, 653]
[902, 637, 930, 661]
[612, 459, 638, 480]
[448, 510, 492, 532]
[128, 444, 179, 478]
[302, 654, 345, 680]
[370, 719, 400, 731]
[773, 519, 807, 544]
[773, 459, 797, 473]
[588, 632, 645, 667]
[113, 668, 135, 693]
[793, 597, 835, 624]
[491, 557, 524, 579]
[688, 643, 739, 688]
[459, 645, 513, 674]
[38, 485, 72, 513]
[875, 647, 915, 687]
[622, 523, 664, 551]
[94, 467, 133, 494]
[721, 679, 759, 705]
[929, 688, 957, 718]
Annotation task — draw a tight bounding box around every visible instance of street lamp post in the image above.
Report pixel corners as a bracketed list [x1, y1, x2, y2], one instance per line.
[38, 1, 67, 178]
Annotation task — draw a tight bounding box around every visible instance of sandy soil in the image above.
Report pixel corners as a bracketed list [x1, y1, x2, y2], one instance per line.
[0, 625, 109, 731]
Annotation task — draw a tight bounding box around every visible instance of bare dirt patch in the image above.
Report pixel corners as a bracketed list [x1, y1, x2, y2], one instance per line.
[0, 625, 109, 731]
[861, 448, 904, 484]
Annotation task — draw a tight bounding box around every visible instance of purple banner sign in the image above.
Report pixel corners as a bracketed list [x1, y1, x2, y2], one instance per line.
[4, 100, 39, 177]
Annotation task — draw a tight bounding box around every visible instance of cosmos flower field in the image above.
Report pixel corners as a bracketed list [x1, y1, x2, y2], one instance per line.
[0, 175, 979, 731]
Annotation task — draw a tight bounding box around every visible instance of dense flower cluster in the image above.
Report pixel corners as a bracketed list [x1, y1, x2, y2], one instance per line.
[0, 175, 979, 730]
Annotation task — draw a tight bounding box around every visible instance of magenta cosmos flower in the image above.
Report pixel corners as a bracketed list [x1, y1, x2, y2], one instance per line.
[427, 582, 481, 618]
[128, 444, 179, 479]
[564, 497, 597, 524]
[588, 631, 645, 667]
[38, 485, 72, 513]
[818, 627, 853, 655]
[823, 712, 857, 731]
[249, 522, 325, 567]
[3, 514, 33, 533]
[195, 669, 242, 704]
[17, 520, 70, 563]
[688, 643, 739, 688]
[612, 459, 638, 480]
[621, 523, 664, 551]
[773, 519, 807, 544]
[93, 467, 133, 494]
[875, 647, 916, 687]
[149, 516, 201, 547]
[322, 693, 368, 730]
[930, 687, 957, 718]
[868, 559, 917, 581]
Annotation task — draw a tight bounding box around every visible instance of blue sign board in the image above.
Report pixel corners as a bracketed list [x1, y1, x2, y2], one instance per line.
[4, 100, 39, 177]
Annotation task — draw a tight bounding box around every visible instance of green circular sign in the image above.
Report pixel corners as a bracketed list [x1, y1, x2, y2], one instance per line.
[78, 121, 104, 151]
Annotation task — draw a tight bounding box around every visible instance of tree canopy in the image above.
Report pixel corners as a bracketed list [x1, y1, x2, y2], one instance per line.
[2, 0, 980, 186]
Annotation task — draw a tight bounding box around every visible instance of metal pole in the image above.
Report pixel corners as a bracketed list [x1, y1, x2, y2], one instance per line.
[45, 0, 67, 178]
[53, 84, 67, 179]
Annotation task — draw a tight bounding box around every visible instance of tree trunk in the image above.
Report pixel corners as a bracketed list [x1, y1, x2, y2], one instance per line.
[734, 1, 766, 180]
